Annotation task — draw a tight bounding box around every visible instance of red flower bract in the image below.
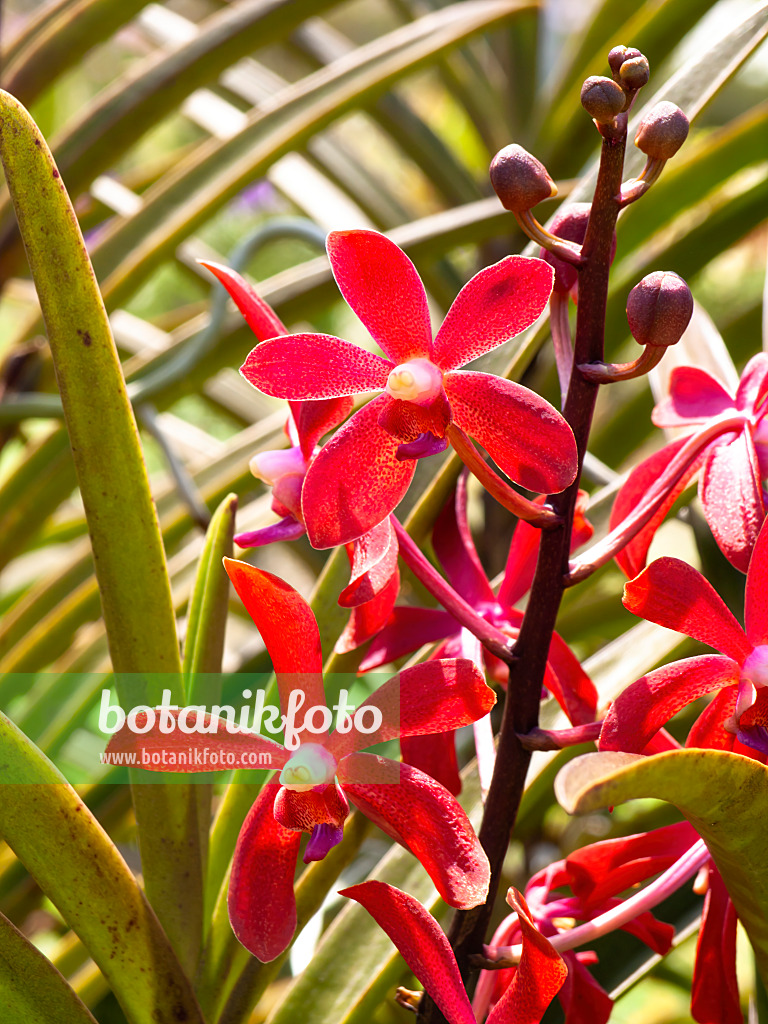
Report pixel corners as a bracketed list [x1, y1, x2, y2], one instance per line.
[236, 229, 577, 547]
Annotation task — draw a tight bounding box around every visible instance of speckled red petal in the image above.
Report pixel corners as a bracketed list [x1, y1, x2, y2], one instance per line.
[433, 256, 553, 372]
[445, 371, 577, 493]
[327, 230, 432, 363]
[228, 784, 302, 962]
[301, 395, 416, 548]
[339, 882, 476, 1024]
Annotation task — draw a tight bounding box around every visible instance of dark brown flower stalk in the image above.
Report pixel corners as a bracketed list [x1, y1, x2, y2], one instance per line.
[418, 64, 636, 1024]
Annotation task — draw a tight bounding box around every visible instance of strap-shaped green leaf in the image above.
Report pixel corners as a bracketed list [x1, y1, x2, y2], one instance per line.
[2, 0, 150, 106]
[0, 910, 98, 1024]
[0, 90, 204, 975]
[90, 0, 532, 307]
[556, 749, 768, 986]
[0, 712, 204, 1024]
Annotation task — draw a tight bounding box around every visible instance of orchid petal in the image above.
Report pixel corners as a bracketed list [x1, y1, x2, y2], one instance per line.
[241, 334, 391, 398]
[223, 560, 327, 725]
[105, 709, 289, 771]
[326, 658, 494, 761]
[565, 821, 699, 909]
[651, 366, 734, 428]
[433, 256, 553, 371]
[338, 882, 476, 1024]
[338, 519, 398, 608]
[599, 655, 740, 753]
[545, 632, 599, 726]
[498, 513, 542, 607]
[338, 752, 490, 908]
[432, 476, 494, 605]
[736, 352, 768, 413]
[301, 395, 416, 548]
[228, 783, 301, 962]
[234, 516, 306, 549]
[486, 889, 568, 1024]
[686, 687, 738, 751]
[700, 430, 764, 573]
[199, 261, 287, 339]
[623, 558, 751, 662]
[401, 731, 461, 795]
[295, 397, 354, 459]
[557, 953, 613, 1024]
[358, 607, 458, 670]
[609, 437, 699, 578]
[691, 865, 742, 1024]
[445, 371, 577, 492]
[745, 517, 768, 644]
[334, 568, 400, 654]
[326, 230, 432, 363]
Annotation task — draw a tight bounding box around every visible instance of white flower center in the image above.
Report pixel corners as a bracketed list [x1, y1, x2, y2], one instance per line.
[279, 743, 337, 792]
[741, 644, 768, 688]
[385, 359, 443, 406]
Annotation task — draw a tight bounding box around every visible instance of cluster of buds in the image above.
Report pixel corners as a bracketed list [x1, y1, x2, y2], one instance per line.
[489, 45, 693, 395]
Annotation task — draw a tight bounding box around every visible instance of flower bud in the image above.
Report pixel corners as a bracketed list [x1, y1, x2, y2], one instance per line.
[540, 203, 616, 295]
[626, 271, 693, 347]
[581, 76, 626, 122]
[489, 144, 556, 213]
[619, 54, 650, 91]
[607, 45, 641, 76]
[635, 102, 689, 160]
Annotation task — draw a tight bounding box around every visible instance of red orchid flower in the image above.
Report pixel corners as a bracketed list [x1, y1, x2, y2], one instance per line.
[231, 229, 577, 548]
[109, 560, 495, 962]
[611, 354, 768, 575]
[342, 881, 567, 1024]
[200, 263, 400, 637]
[600, 515, 768, 757]
[352, 476, 597, 793]
[475, 822, 741, 1024]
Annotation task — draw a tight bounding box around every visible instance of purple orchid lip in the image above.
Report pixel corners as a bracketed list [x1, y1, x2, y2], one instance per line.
[304, 822, 345, 863]
[395, 431, 449, 461]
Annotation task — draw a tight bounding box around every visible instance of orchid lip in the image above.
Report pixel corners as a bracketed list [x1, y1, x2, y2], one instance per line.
[385, 358, 443, 406]
[279, 743, 337, 792]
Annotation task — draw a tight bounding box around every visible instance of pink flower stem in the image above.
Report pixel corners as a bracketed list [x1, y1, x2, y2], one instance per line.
[566, 413, 747, 584]
[486, 839, 709, 964]
[392, 518, 513, 661]
[445, 424, 562, 529]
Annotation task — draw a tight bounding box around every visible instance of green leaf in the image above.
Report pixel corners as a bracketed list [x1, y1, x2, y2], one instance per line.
[184, 492, 237, 684]
[0, 910, 98, 1024]
[0, 712, 204, 1024]
[90, 0, 533, 307]
[0, 90, 205, 974]
[556, 748, 768, 986]
[2, 0, 151, 106]
[47, 0, 341, 200]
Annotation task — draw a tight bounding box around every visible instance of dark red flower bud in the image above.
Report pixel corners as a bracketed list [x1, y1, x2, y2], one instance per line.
[619, 54, 650, 91]
[581, 76, 626, 122]
[489, 144, 556, 213]
[626, 271, 693, 347]
[635, 102, 689, 160]
[539, 203, 616, 295]
[608, 45, 642, 76]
